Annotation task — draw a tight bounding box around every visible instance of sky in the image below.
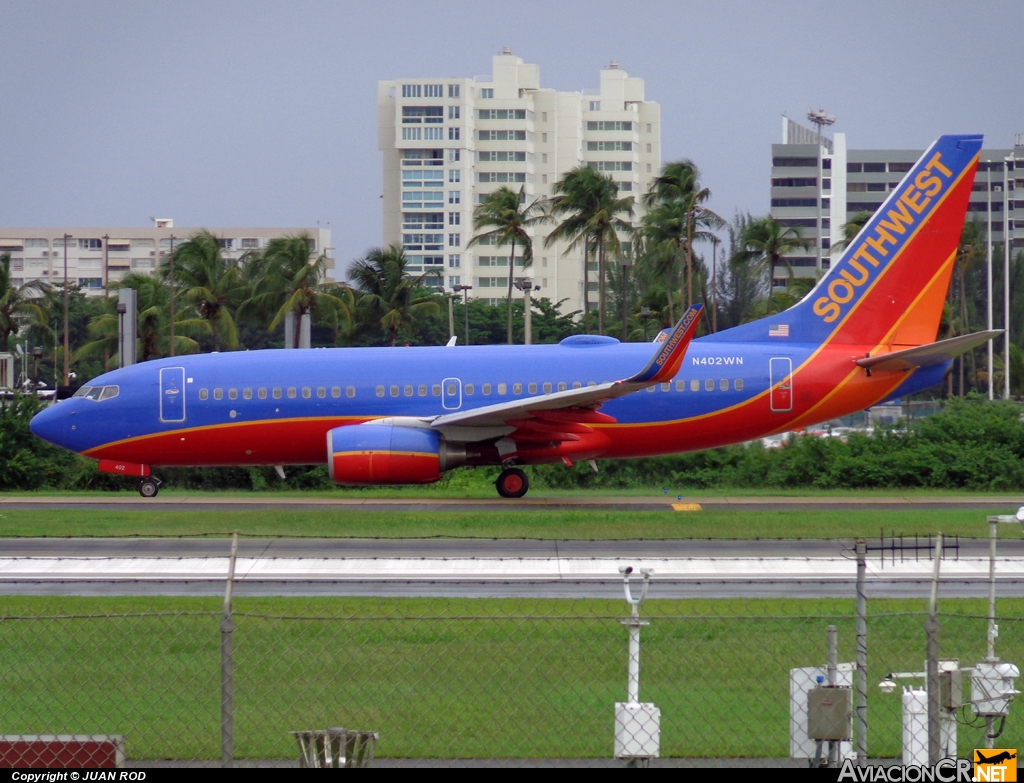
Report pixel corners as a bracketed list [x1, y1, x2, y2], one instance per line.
[1, 0, 1021, 275]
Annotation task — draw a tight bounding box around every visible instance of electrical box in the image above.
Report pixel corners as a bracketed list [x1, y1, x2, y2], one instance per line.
[938, 660, 963, 710]
[790, 665, 855, 760]
[614, 702, 660, 759]
[807, 687, 852, 741]
[972, 662, 1021, 717]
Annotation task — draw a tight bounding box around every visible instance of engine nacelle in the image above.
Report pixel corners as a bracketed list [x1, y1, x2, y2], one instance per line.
[327, 424, 464, 485]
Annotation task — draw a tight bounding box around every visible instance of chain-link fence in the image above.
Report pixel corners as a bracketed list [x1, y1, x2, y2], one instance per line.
[0, 537, 1020, 767]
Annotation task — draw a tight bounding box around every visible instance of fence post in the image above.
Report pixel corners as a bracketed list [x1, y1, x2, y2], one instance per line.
[855, 538, 868, 765]
[827, 624, 838, 767]
[926, 533, 943, 765]
[222, 531, 239, 768]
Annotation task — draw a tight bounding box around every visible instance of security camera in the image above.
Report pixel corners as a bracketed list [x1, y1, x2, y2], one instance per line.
[879, 679, 897, 693]
[640, 567, 655, 577]
[618, 566, 633, 575]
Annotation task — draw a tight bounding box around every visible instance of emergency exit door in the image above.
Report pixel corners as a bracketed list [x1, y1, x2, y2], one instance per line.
[769, 357, 793, 413]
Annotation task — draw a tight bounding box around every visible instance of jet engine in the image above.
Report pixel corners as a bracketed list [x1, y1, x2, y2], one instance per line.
[327, 424, 465, 485]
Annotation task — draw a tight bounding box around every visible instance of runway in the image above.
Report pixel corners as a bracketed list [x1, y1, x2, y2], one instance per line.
[0, 536, 1021, 599]
[2, 494, 1023, 512]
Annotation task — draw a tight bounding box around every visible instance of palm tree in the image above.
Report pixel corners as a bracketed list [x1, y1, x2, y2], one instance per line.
[0, 252, 50, 353]
[241, 233, 352, 348]
[831, 211, 873, 254]
[163, 230, 245, 351]
[348, 245, 439, 346]
[469, 186, 548, 343]
[740, 216, 812, 315]
[74, 274, 201, 368]
[642, 160, 723, 315]
[547, 168, 632, 333]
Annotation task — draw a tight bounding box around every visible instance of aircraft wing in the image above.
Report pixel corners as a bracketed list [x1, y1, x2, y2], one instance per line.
[430, 304, 703, 429]
[856, 330, 1002, 372]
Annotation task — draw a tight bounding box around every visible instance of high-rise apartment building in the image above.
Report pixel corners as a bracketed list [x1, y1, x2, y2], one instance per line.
[770, 117, 1024, 286]
[378, 50, 661, 312]
[0, 223, 333, 296]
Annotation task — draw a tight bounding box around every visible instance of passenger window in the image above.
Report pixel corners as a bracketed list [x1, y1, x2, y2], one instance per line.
[690, 379, 699, 392]
[661, 383, 670, 392]
[432, 384, 441, 396]
[465, 384, 474, 395]
[543, 382, 552, 393]
[705, 379, 714, 391]
[735, 379, 744, 391]
[273, 387, 282, 399]
[572, 382, 581, 389]
[287, 387, 297, 399]
[243, 388, 252, 400]
[346, 386, 356, 398]
[587, 381, 597, 387]
[99, 386, 119, 401]
[418, 385, 427, 397]
[228, 388, 238, 400]
[498, 383, 507, 394]
[376, 386, 385, 397]
[720, 379, 729, 391]
[676, 380, 685, 392]
[513, 383, 522, 394]
[557, 382, 566, 391]
[302, 387, 311, 399]
[214, 389, 224, 400]
[258, 388, 267, 399]
[646, 385, 656, 393]
[404, 385, 413, 397]
[317, 387, 326, 398]
[199, 389, 209, 401]
[331, 386, 341, 398]
[528, 383, 538, 394]
[482, 383, 491, 395]
[390, 385, 399, 397]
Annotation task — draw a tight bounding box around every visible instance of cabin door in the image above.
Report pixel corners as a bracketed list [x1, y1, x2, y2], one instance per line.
[769, 357, 793, 413]
[441, 377, 462, 410]
[160, 366, 187, 423]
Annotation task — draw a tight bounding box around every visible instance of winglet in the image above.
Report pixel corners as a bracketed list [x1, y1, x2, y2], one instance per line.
[628, 304, 703, 384]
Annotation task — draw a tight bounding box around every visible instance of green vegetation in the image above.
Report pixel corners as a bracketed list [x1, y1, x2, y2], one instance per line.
[1, 596, 1019, 759]
[0, 507, 1012, 539]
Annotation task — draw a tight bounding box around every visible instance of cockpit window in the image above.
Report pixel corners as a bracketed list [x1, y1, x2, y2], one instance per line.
[75, 385, 118, 401]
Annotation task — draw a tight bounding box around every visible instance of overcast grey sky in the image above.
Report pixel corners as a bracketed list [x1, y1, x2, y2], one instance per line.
[1, 0, 1020, 270]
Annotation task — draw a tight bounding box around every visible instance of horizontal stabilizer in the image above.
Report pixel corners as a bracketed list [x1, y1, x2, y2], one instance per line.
[856, 330, 1002, 372]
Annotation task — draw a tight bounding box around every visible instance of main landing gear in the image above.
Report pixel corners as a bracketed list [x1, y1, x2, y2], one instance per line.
[138, 477, 160, 498]
[496, 467, 529, 499]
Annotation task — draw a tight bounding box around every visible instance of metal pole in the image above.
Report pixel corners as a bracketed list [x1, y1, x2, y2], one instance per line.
[987, 516, 998, 749]
[1005, 156, 1013, 400]
[221, 531, 239, 768]
[525, 287, 533, 345]
[102, 234, 109, 296]
[816, 124, 823, 271]
[988, 169, 994, 399]
[62, 234, 70, 387]
[855, 539, 868, 765]
[463, 288, 470, 346]
[169, 235, 175, 357]
[711, 237, 718, 333]
[827, 625, 838, 767]
[926, 533, 943, 765]
[448, 295, 455, 340]
[620, 264, 628, 343]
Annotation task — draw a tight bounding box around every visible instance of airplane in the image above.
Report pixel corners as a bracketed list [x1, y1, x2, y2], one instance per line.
[30, 134, 997, 499]
[975, 750, 1016, 765]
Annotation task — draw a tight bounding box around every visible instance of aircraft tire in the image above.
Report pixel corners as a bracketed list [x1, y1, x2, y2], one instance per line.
[139, 478, 159, 498]
[496, 467, 529, 499]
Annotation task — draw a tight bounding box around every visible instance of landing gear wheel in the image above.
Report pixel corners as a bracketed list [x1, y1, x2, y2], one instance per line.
[139, 478, 159, 498]
[496, 467, 529, 499]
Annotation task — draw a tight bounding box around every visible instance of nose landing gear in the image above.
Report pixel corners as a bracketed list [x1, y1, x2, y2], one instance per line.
[495, 467, 529, 499]
[138, 477, 161, 498]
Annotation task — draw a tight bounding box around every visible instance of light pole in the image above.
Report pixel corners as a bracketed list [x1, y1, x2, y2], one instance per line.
[640, 305, 651, 342]
[169, 234, 176, 357]
[807, 110, 836, 272]
[514, 278, 540, 345]
[62, 233, 71, 387]
[710, 234, 720, 333]
[1005, 154, 1015, 400]
[454, 284, 472, 346]
[987, 167, 993, 400]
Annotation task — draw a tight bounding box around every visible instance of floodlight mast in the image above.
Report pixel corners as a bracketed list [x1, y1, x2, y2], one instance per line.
[807, 110, 836, 273]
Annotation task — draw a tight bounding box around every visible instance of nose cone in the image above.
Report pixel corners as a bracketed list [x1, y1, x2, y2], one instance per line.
[30, 402, 72, 450]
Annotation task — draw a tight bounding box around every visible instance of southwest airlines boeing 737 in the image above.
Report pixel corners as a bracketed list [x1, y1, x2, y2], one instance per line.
[30, 134, 997, 499]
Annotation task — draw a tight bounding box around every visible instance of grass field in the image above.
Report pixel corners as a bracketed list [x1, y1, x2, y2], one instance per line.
[0, 505, 1016, 538]
[0, 596, 1020, 760]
